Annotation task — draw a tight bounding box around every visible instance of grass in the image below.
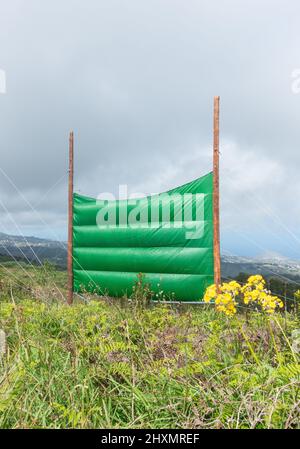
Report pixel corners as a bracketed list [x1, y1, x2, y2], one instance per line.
[0, 262, 299, 428]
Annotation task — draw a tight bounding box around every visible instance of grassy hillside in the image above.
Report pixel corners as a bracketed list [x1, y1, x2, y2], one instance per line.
[0, 263, 299, 429]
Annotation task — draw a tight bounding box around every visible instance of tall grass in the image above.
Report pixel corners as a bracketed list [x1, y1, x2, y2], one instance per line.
[0, 264, 299, 428]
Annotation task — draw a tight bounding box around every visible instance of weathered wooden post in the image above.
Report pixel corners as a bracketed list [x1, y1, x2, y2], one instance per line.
[213, 96, 221, 289]
[67, 131, 74, 305]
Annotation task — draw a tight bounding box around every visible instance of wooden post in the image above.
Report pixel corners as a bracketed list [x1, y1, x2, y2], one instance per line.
[67, 131, 74, 305]
[213, 96, 221, 288]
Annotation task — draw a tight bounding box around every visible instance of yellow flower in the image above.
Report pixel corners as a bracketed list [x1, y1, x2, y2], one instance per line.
[203, 284, 217, 303]
[203, 274, 284, 316]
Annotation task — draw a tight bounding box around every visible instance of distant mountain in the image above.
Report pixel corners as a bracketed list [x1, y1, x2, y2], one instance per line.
[221, 254, 300, 282]
[0, 231, 299, 282]
[0, 232, 67, 267]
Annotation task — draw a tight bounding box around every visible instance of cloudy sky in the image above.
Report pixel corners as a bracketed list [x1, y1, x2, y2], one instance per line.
[0, 0, 300, 258]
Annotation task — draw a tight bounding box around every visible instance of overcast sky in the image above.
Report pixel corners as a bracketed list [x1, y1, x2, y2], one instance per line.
[0, 0, 300, 259]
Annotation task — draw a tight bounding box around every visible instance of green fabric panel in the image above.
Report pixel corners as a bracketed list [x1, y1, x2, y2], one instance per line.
[73, 247, 213, 275]
[74, 194, 212, 226]
[73, 171, 213, 301]
[73, 270, 214, 302]
[73, 221, 212, 248]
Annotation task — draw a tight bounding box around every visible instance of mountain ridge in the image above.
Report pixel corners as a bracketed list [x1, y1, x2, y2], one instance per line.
[0, 232, 299, 281]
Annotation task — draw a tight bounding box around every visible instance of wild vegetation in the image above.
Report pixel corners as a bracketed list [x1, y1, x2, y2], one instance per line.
[0, 262, 299, 429]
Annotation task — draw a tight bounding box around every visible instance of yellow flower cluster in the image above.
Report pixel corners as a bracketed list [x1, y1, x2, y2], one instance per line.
[203, 284, 217, 302]
[203, 275, 284, 316]
[241, 275, 283, 314]
[204, 281, 241, 316]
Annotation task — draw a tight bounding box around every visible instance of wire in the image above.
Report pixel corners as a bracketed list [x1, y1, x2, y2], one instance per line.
[222, 275, 297, 303]
[0, 165, 67, 250]
[222, 193, 300, 260]
[0, 197, 43, 265]
[33, 172, 67, 208]
[0, 242, 48, 300]
[222, 166, 300, 251]
[0, 261, 30, 290]
[0, 165, 100, 295]
[0, 199, 66, 301]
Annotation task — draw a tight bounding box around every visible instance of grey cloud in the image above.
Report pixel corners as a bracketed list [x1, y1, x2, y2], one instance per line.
[0, 0, 299, 257]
